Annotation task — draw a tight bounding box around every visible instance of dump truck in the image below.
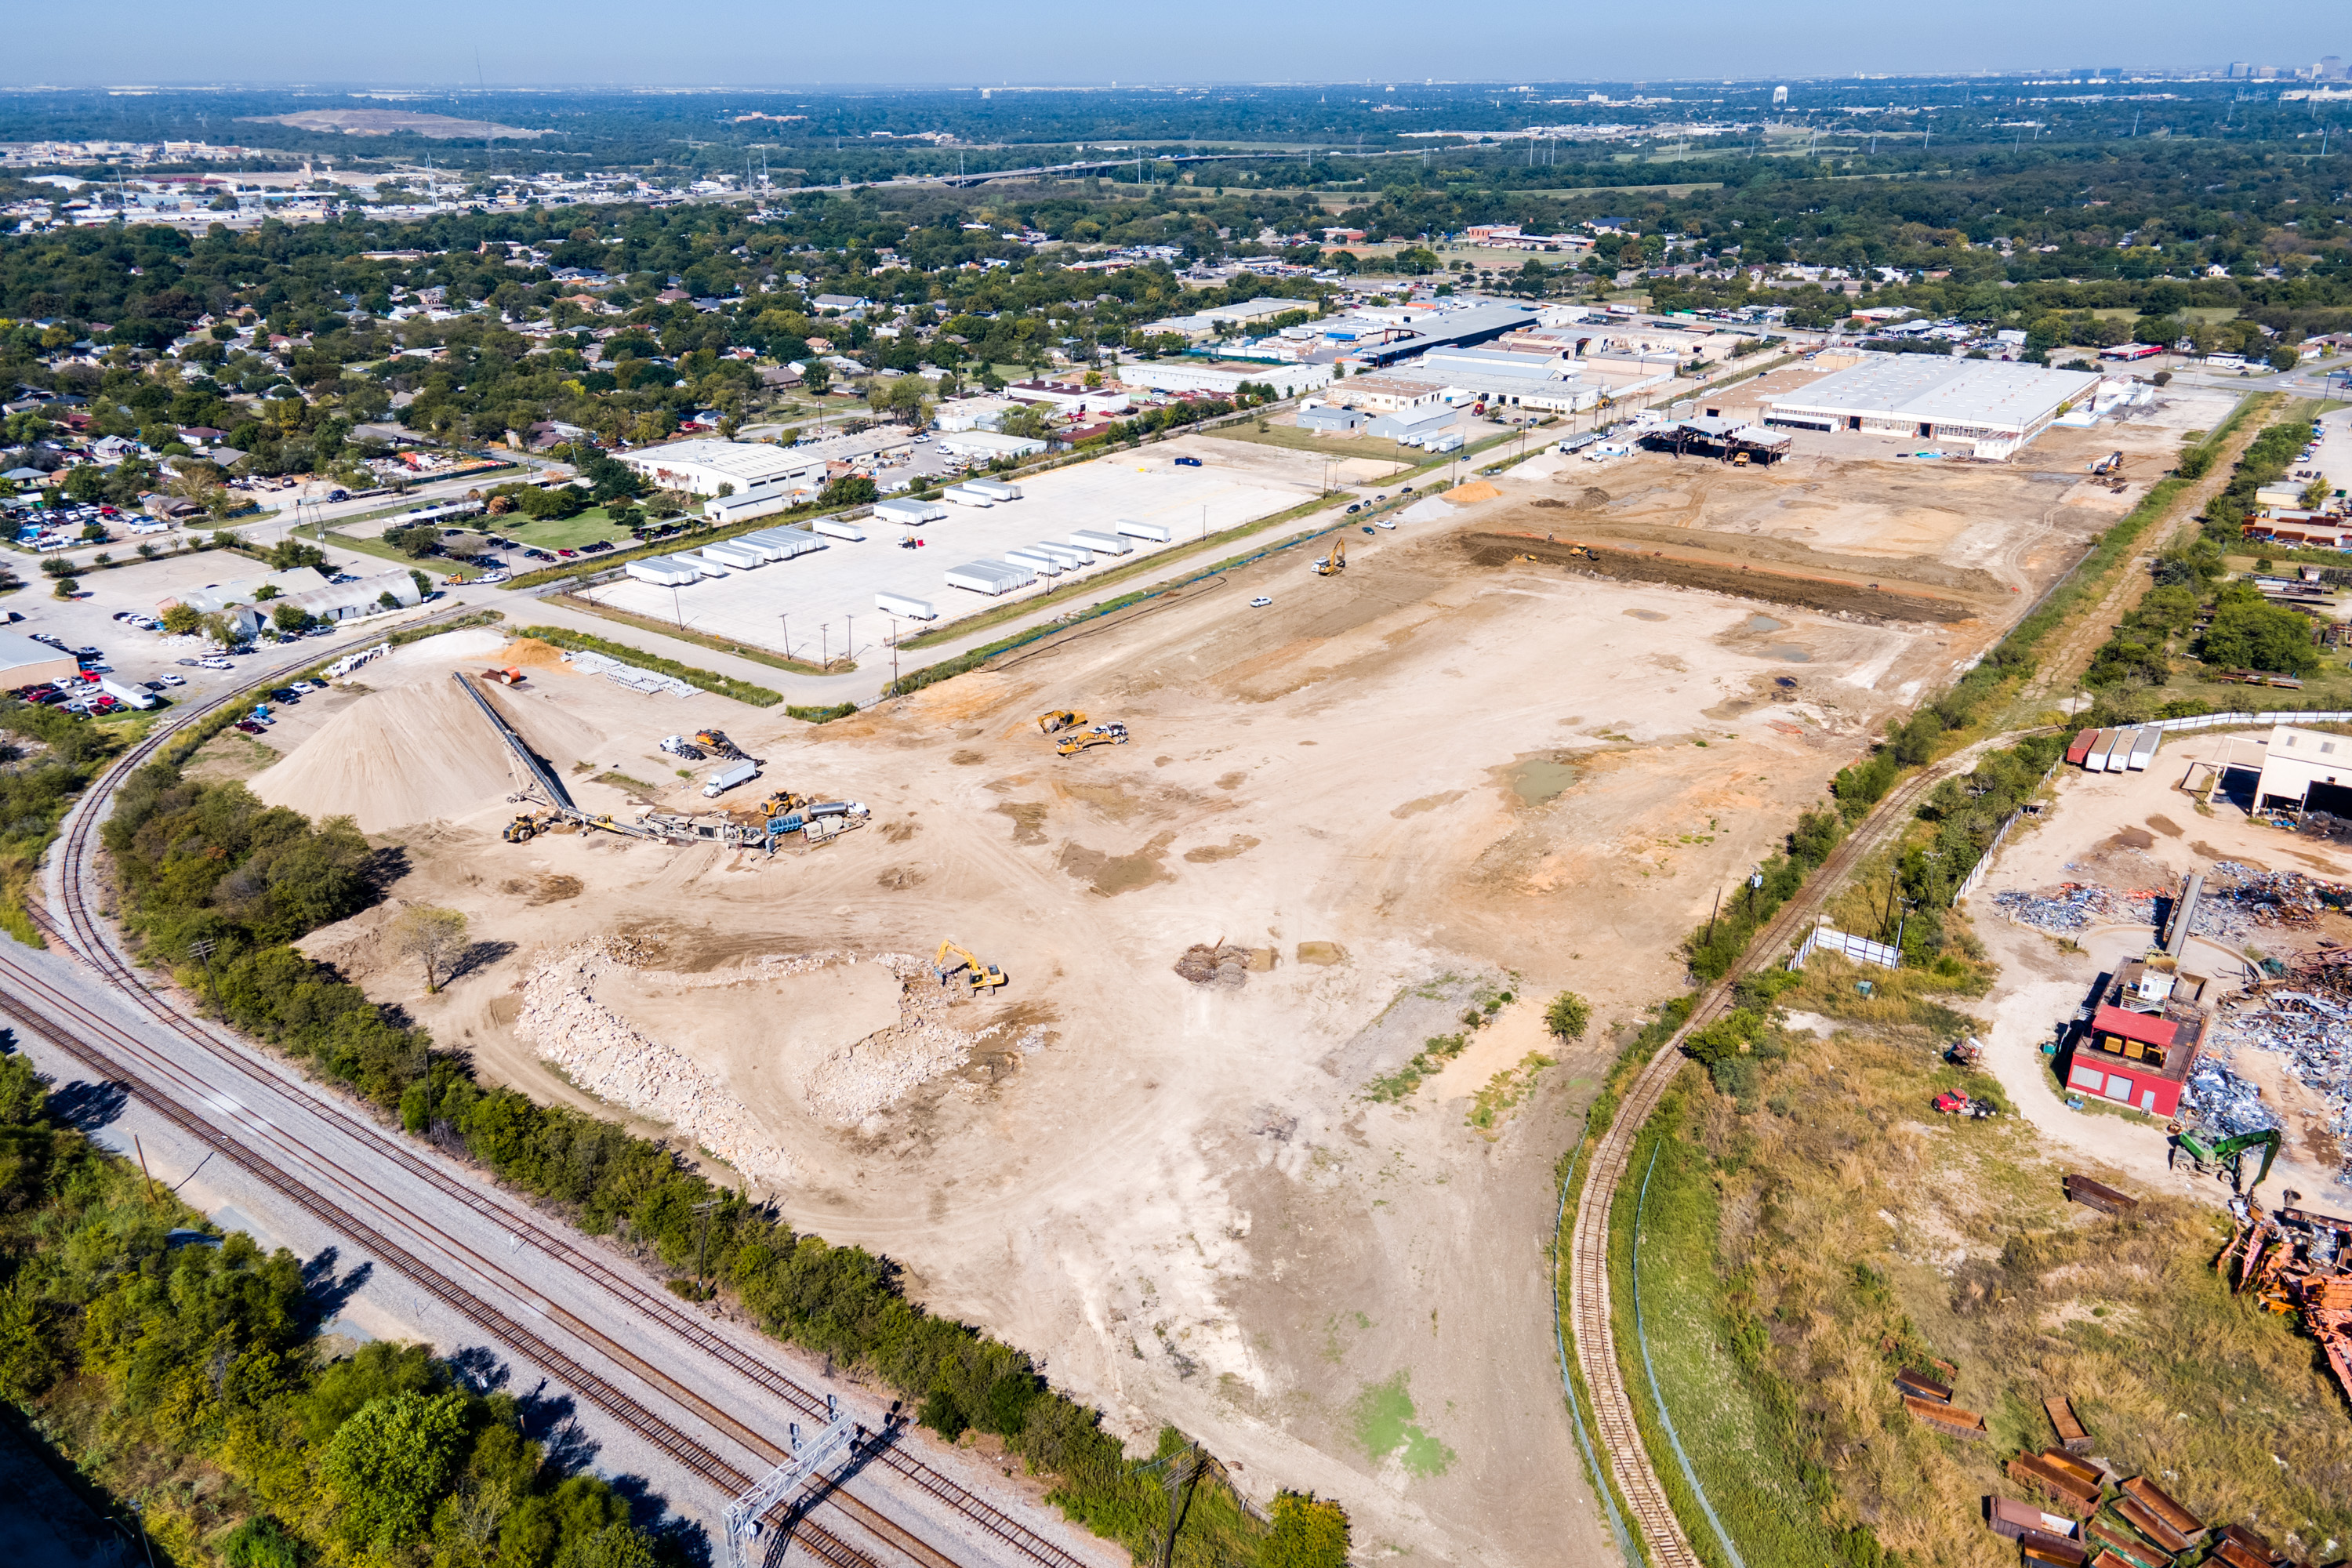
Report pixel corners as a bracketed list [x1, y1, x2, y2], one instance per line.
[1057, 721, 1129, 756]
[1036, 710, 1087, 735]
[934, 939, 1007, 992]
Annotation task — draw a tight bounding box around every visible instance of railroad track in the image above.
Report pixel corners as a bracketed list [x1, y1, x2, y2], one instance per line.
[13, 617, 1101, 1568]
[1564, 735, 2016, 1568]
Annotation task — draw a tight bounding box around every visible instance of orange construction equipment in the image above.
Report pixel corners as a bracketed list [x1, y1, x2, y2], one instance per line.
[483, 666, 524, 685]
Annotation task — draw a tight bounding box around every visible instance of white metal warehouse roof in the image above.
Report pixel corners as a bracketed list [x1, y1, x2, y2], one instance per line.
[1766, 355, 2103, 431]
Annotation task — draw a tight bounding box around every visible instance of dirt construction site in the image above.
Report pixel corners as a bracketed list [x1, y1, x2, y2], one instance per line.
[206, 427, 2161, 1566]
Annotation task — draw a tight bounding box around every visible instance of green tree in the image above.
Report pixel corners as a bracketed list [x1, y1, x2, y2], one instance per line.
[1543, 991, 1591, 1042]
[1262, 1492, 1351, 1568]
[160, 604, 201, 635]
[271, 603, 314, 634]
[321, 1389, 468, 1551]
[2198, 584, 2321, 675]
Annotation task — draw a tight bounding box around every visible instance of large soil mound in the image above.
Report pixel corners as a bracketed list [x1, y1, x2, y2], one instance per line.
[251, 676, 604, 832]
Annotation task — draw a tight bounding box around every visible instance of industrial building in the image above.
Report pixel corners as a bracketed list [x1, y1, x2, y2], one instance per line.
[1120, 359, 1333, 400]
[0, 630, 78, 690]
[618, 432, 914, 499]
[1328, 375, 1447, 414]
[2253, 724, 2352, 814]
[1758, 355, 2104, 459]
[1337, 301, 1541, 369]
[1137, 296, 1313, 341]
[2058, 959, 2207, 1120]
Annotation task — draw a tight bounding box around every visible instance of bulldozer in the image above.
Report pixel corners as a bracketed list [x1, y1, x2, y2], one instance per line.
[1312, 537, 1347, 577]
[2172, 1124, 2283, 1192]
[1036, 710, 1087, 735]
[934, 939, 1007, 993]
[1057, 721, 1129, 756]
[503, 810, 563, 843]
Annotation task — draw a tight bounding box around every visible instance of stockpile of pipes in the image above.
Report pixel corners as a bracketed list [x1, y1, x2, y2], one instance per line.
[1992, 884, 2158, 935]
[562, 648, 698, 699]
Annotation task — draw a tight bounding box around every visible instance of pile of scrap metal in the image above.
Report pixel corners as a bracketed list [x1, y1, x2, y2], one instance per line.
[1896, 1359, 1988, 1437]
[2218, 1196, 2352, 1405]
[2205, 964, 2352, 1182]
[1986, 1449, 2223, 1568]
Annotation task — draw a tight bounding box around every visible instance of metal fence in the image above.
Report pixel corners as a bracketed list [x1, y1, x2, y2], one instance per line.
[1788, 924, 1901, 971]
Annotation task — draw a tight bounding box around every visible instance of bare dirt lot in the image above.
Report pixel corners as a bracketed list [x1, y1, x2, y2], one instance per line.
[258, 444, 2113, 1565]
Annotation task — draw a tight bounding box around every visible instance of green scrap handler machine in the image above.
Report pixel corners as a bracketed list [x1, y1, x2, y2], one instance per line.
[2169, 1124, 2284, 1192]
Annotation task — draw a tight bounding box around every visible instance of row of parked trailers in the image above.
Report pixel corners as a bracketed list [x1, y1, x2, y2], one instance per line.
[2067, 725, 2163, 772]
[626, 524, 838, 586]
[946, 522, 1172, 597]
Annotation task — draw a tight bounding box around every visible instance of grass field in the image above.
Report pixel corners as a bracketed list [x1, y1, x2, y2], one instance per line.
[1614, 972, 2352, 1568]
[497, 508, 641, 551]
[1216, 422, 1417, 466]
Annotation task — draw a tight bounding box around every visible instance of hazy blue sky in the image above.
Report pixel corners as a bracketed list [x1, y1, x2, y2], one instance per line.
[2, 1, 2341, 88]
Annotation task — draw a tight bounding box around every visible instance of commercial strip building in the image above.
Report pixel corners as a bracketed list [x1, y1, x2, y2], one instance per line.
[1756, 355, 2105, 459]
[618, 432, 915, 501]
[0, 630, 78, 689]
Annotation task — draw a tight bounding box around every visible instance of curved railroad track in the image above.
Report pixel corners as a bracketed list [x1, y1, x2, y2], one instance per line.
[1565, 731, 2034, 1568]
[9, 616, 1099, 1568]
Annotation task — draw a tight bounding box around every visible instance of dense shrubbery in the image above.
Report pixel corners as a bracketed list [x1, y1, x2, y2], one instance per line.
[97, 764, 1345, 1567]
[0, 697, 129, 940]
[0, 1047, 666, 1568]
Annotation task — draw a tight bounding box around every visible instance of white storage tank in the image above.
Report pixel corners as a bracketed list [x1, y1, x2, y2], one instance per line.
[811, 517, 866, 542]
[876, 591, 939, 620]
[1116, 518, 1172, 543]
[1070, 529, 1130, 555]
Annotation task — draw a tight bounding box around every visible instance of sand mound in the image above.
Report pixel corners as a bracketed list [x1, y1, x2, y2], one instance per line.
[251, 677, 523, 831]
[1448, 480, 1502, 504]
[498, 637, 576, 672]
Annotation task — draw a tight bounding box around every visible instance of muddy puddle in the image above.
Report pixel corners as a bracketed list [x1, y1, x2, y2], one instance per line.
[1502, 756, 1581, 807]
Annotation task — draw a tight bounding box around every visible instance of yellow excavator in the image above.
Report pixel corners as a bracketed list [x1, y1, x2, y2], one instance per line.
[1057, 721, 1130, 756]
[1313, 537, 1347, 576]
[1036, 710, 1087, 735]
[934, 939, 1007, 992]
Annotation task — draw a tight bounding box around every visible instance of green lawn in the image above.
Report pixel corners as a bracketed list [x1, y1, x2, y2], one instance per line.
[1214, 423, 1417, 466]
[495, 508, 642, 551]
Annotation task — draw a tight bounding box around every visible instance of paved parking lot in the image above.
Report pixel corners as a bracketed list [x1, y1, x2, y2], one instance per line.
[574, 437, 1330, 662]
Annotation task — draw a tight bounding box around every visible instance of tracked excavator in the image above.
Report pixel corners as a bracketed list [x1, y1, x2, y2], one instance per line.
[1057, 721, 1129, 756]
[1312, 537, 1347, 576]
[2171, 1124, 2284, 1192]
[1036, 710, 1087, 735]
[934, 939, 1007, 992]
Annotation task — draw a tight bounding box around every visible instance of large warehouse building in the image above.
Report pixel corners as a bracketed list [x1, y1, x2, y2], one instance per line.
[1759, 355, 2105, 459]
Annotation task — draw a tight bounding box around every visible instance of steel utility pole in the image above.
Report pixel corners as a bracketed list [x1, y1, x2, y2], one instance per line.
[691, 1196, 721, 1294]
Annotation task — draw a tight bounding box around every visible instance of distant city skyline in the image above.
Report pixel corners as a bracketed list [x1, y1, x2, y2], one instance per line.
[0, 1, 2342, 89]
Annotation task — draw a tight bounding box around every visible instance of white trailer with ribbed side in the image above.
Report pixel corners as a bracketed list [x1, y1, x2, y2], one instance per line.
[626, 556, 702, 587]
[1116, 517, 1172, 543]
[965, 478, 1022, 502]
[1070, 529, 1130, 555]
[1005, 548, 1063, 575]
[742, 527, 826, 560]
[875, 591, 939, 620]
[811, 517, 866, 542]
[942, 485, 996, 508]
[946, 561, 1035, 595]
[1033, 542, 1090, 568]
[699, 540, 763, 570]
[875, 498, 948, 527]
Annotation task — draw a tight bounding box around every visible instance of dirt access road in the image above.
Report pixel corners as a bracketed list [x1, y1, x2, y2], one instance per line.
[250, 437, 2112, 1568]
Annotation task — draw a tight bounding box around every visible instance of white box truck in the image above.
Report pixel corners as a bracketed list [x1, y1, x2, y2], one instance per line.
[812, 517, 866, 542]
[966, 478, 1022, 502]
[703, 760, 759, 797]
[1116, 518, 1172, 543]
[875, 591, 938, 620]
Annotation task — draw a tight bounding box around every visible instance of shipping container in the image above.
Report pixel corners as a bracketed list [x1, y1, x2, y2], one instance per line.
[966, 478, 1022, 502]
[875, 591, 938, 620]
[2086, 730, 2125, 771]
[2126, 729, 2160, 771]
[703, 760, 759, 797]
[1116, 517, 1173, 543]
[1070, 529, 1131, 555]
[2065, 730, 2097, 767]
[812, 517, 866, 542]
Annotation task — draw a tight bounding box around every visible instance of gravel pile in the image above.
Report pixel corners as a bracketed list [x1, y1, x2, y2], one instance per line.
[1174, 942, 1252, 988]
